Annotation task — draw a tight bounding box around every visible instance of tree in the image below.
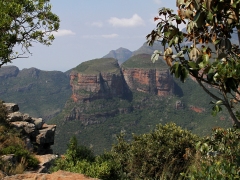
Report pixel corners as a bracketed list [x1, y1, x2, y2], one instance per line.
[0, 0, 60, 67]
[147, 0, 240, 127]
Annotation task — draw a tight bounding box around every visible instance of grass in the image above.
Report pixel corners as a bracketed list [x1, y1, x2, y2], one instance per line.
[74, 58, 121, 75]
[121, 54, 168, 69]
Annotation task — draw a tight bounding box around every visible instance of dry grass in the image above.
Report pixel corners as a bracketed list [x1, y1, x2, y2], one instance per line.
[0, 157, 27, 176]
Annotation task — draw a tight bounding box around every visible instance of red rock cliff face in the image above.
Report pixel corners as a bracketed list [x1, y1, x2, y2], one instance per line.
[122, 68, 173, 96]
[70, 71, 128, 102]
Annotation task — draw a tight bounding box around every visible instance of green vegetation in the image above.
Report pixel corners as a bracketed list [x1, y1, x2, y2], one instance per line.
[52, 123, 240, 179]
[147, 0, 240, 127]
[0, 0, 59, 67]
[121, 54, 168, 69]
[74, 58, 121, 74]
[0, 101, 39, 175]
[0, 67, 71, 121]
[50, 76, 232, 155]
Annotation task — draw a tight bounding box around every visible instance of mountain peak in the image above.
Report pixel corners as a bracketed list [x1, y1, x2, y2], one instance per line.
[102, 47, 132, 65]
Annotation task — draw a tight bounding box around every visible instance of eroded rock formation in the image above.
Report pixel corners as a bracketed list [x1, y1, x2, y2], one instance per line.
[122, 68, 173, 96]
[4, 103, 56, 155]
[70, 72, 129, 102]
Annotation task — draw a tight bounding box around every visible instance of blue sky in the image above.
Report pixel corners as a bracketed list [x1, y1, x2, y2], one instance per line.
[9, 0, 177, 72]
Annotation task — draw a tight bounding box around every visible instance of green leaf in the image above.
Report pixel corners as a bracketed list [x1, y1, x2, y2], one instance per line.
[188, 61, 198, 70]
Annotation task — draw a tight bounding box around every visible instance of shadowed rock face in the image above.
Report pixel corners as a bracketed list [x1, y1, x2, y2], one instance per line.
[69, 58, 130, 103]
[70, 72, 129, 102]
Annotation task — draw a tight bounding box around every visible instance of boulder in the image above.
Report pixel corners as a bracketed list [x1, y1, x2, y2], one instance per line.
[36, 124, 56, 145]
[32, 118, 44, 130]
[7, 112, 23, 122]
[3, 103, 19, 113]
[10, 121, 36, 134]
[35, 154, 58, 173]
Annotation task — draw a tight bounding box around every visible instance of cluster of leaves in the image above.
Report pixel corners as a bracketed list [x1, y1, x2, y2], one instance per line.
[147, 0, 240, 127]
[183, 127, 240, 179]
[0, 0, 60, 67]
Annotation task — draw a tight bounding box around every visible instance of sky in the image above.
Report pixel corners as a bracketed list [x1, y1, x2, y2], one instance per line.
[8, 0, 177, 72]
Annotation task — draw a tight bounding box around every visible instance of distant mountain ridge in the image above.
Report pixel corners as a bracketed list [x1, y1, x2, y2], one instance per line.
[102, 47, 132, 64]
[102, 42, 164, 65]
[0, 66, 71, 121]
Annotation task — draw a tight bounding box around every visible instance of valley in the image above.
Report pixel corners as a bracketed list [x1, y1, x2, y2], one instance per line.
[0, 43, 233, 155]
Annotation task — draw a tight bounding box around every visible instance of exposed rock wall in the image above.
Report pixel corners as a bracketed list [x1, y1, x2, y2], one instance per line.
[4, 103, 56, 155]
[122, 68, 174, 96]
[70, 71, 129, 102]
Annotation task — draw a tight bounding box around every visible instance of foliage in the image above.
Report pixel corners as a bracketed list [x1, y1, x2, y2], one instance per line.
[52, 124, 240, 179]
[0, 100, 9, 127]
[65, 136, 95, 164]
[183, 127, 240, 179]
[0, 67, 71, 121]
[111, 123, 199, 180]
[51, 80, 232, 155]
[51, 136, 119, 180]
[0, 0, 60, 67]
[121, 53, 168, 69]
[74, 58, 121, 74]
[147, 0, 240, 127]
[0, 145, 39, 168]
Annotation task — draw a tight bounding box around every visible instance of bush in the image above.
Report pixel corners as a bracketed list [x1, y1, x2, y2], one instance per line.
[111, 123, 200, 179]
[51, 136, 120, 179]
[183, 127, 240, 179]
[0, 145, 38, 168]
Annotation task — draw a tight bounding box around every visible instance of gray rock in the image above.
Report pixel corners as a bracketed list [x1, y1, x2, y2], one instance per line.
[22, 113, 32, 122]
[3, 103, 19, 113]
[35, 154, 58, 173]
[32, 118, 44, 130]
[10, 121, 36, 134]
[7, 112, 23, 122]
[36, 124, 56, 145]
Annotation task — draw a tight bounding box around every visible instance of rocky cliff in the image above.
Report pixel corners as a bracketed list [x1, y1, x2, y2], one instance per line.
[122, 68, 173, 96]
[122, 54, 173, 96]
[70, 54, 173, 102]
[69, 58, 129, 103]
[63, 54, 173, 123]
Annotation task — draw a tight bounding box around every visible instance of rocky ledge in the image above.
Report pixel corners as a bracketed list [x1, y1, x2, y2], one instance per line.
[4, 103, 56, 155]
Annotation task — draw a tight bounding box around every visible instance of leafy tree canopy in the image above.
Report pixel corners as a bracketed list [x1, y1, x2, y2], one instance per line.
[147, 0, 240, 127]
[0, 0, 60, 67]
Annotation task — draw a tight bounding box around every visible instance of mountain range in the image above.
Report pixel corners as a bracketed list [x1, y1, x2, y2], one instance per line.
[0, 42, 232, 154]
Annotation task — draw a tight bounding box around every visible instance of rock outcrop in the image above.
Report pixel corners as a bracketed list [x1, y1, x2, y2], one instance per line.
[4, 103, 56, 155]
[70, 58, 129, 103]
[65, 55, 174, 123]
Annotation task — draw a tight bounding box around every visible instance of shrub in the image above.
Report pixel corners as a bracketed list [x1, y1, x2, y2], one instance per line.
[51, 136, 120, 179]
[111, 123, 200, 179]
[0, 145, 38, 168]
[183, 127, 240, 179]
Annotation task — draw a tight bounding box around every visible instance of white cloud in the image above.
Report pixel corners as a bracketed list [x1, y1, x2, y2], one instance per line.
[52, 29, 76, 37]
[91, 21, 103, 27]
[101, 34, 119, 38]
[108, 14, 145, 27]
[82, 33, 119, 39]
[153, 0, 162, 4]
